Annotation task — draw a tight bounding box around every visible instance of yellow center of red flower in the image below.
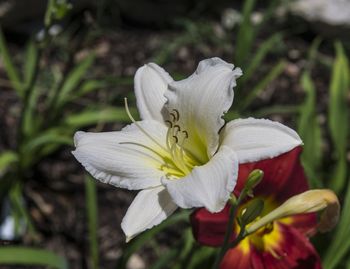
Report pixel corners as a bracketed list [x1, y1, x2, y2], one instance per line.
[237, 197, 293, 257]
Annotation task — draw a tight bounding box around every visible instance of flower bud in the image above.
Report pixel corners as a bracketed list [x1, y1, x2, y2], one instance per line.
[246, 170, 264, 189]
[246, 189, 340, 235]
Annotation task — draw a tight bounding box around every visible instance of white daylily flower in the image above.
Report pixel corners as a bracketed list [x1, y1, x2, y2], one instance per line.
[72, 57, 302, 241]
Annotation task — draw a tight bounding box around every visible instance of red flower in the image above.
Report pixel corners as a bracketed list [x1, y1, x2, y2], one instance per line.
[191, 147, 322, 269]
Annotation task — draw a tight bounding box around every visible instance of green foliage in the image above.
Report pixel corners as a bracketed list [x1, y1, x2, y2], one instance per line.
[85, 175, 99, 269]
[116, 210, 190, 269]
[298, 72, 323, 188]
[0, 29, 23, 95]
[238, 60, 286, 111]
[54, 54, 96, 109]
[328, 42, 349, 192]
[0, 247, 69, 269]
[323, 180, 350, 269]
[0, 151, 18, 175]
[1, 1, 350, 268]
[235, 0, 257, 67]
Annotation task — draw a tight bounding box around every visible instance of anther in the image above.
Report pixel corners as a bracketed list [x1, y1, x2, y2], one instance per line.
[165, 120, 173, 127]
[172, 109, 180, 121]
[182, 130, 188, 138]
[169, 112, 177, 122]
[173, 125, 181, 133]
[172, 136, 178, 143]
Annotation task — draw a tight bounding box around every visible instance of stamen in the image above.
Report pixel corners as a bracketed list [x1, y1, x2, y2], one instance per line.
[124, 98, 168, 153]
[182, 130, 189, 138]
[173, 125, 181, 137]
[172, 135, 178, 144]
[172, 109, 180, 121]
[165, 120, 173, 127]
[169, 112, 177, 122]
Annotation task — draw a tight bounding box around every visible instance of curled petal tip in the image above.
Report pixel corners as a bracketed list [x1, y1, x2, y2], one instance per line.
[125, 236, 133, 243]
[317, 190, 340, 232]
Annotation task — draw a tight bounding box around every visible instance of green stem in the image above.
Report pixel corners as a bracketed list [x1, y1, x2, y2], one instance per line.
[212, 194, 245, 269]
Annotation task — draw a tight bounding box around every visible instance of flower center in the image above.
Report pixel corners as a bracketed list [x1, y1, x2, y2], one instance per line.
[123, 98, 200, 179]
[237, 198, 287, 257]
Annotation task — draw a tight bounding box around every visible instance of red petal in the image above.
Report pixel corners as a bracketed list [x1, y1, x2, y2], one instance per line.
[255, 223, 322, 269]
[191, 204, 232, 246]
[235, 147, 309, 202]
[289, 213, 317, 236]
[191, 147, 317, 246]
[220, 246, 253, 269]
[219, 223, 322, 269]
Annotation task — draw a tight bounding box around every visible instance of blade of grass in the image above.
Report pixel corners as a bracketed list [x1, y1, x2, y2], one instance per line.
[22, 85, 42, 137]
[187, 246, 217, 269]
[0, 29, 23, 96]
[116, 210, 190, 269]
[241, 33, 282, 84]
[23, 40, 39, 90]
[8, 183, 37, 238]
[323, 178, 350, 269]
[0, 247, 69, 269]
[149, 248, 179, 269]
[68, 80, 107, 102]
[22, 131, 72, 154]
[63, 107, 137, 128]
[252, 104, 300, 118]
[85, 175, 99, 269]
[235, 0, 256, 67]
[328, 41, 349, 192]
[0, 151, 18, 175]
[297, 72, 323, 188]
[55, 54, 95, 108]
[239, 60, 286, 110]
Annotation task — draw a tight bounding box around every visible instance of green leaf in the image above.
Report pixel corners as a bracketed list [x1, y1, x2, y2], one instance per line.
[22, 85, 42, 137]
[149, 249, 180, 269]
[68, 80, 107, 101]
[0, 247, 69, 269]
[324, 179, 350, 269]
[252, 105, 300, 118]
[187, 246, 217, 269]
[0, 28, 23, 96]
[116, 210, 190, 269]
[8, 183, 37, 237]
[239, 199, 264, 226]
[22, 130, 72, 154]
[241, 33, 282, 83]
[328, 42, 349, 192]
[63, 107, 136, 128]
[85, 175, 99, 269]
[235, 0, 257, 67]
[239, 60, 286, 110]
[297, 72, 323, 188]
[23, 39, 39, 89]
[0, 151, 18, 175]
[55, 54, 95, 108]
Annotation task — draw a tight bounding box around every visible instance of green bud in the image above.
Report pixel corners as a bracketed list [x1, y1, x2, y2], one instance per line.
[239, 198, 264, 226]
[229, 194, 237, 206]
[245, 169, 264, 190]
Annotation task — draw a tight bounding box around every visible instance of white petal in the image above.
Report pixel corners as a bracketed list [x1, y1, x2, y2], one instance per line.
[135, 63, 173, 122]
[121, 186, 177, 241]
[72, 120, 169, 190]
[162, 146, 238, 213]
[164, 57, 242, 162]
[220, 118, 303, 163]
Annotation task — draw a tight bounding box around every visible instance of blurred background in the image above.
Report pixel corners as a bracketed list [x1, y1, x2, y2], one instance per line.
[0, 0, 349, 268]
